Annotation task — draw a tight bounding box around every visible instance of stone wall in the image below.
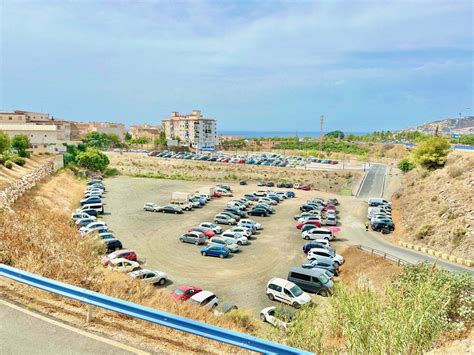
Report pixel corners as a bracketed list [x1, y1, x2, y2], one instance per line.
[0, 156, 63, 210]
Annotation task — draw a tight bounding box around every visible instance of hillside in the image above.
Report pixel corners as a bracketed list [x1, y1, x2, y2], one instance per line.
[402, 116, 474, 136]
[392, 152, 474, 259]
[0, 155, 55, 190]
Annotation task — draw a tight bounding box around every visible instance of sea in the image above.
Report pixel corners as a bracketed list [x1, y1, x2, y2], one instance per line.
[219, 130, 370, 138]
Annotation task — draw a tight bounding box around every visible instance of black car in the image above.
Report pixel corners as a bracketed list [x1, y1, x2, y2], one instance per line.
[254, 204, 273, 214]
[266, 181, 275, 187]
[224, 208, 247, 218]
[104, 239, 123, 253]
[267, 195, 280, 203]
[249, 207, 269, 217]
[239, 180, 248, 185]
[276, 182, 285, 188]
[82, 208, 99, 217]
[80, 197, 102, 206]
[284, 183, 293, 188]
[303, 241, 336, 255]
[159, 205, 184, 214]
[300, 204, 321, 212]
[371, 220, 395, 232]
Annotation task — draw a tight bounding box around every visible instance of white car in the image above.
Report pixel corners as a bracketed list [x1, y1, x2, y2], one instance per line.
[239, 219, 262, 230]
[210, 237, 240, 253]
[301, 228, 334, 241]
[314, 238, 331, 247]
[298, 215, 321, 224]
[254, 190, 267, 197]
[229, 226, 252, 237]
[216, 188, 233, 197]
[260, 306, 295, 330]
[71, 212, 96, 222]
[144, 203, 161, 212]
[307, 248, 345, 266]
[259, 198, 277, 206]
[108, 258, 140, 273]
[266, 278, 312, 308]
[128, 269, 168, 286]
[189, 290, 219, 310]
[199, 222, 222, 234]
[221, 231, 248, 245]
[85, 188, 104, 196]
[80, 221, 108, 235]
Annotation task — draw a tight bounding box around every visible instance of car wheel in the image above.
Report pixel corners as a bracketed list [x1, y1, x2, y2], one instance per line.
[237, 241, 242, 246]
[292, 302, 301, 309]
[175, 211, 178, 214]
[334, 261, 341, 267]
[267, 293, 274, 301]
[228, 222, 232, 225]
[319, 289, 329, 297]
[195, 241, 199, 245]
[158, 278, 166, 286]
[305, 236, 309, 240]
[162, 210, 165, 213]
[180, 238, 184, 242]
[260, 313, 266, 322]
[202, 252, 206, 256]
[219, 254, 224, 259]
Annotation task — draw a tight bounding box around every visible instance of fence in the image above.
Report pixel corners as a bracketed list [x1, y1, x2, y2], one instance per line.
[356, 245, 412, 266]
[0, 264, 310, 354]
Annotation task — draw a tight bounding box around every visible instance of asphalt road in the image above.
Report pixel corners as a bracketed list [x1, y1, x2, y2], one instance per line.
[0, 300, 145, 355]
[357, 164, 386, 199]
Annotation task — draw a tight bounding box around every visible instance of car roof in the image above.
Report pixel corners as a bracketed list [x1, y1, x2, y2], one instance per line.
[269, 277, 295, 289]
[190, 290, 215, 301]
[291, 266, 327, 276]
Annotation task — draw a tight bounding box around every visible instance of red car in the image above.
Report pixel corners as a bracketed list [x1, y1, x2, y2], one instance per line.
[301, 185, 311, 191]
[171, 286, 202, 301]
[324, 205, 337, 211]
[212, 191, 222, 198]
[100, 249, 137, 266]
[330, 160, 338, 165]
[296, 219, 321, 229]
[187, 227, 215, 238]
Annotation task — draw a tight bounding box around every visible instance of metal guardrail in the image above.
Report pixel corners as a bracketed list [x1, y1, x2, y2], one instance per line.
[0, 264, 310, 354]
[356, 245, 412, 266]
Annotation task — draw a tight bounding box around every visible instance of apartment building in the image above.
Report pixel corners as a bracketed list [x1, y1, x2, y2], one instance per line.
[69, 121, 126, 140]
[129, 124, 162, 139]
[162, 110, 218, 150]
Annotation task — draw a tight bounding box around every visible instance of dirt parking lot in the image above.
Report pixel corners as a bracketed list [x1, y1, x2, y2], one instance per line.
[101, 176, 355, 312]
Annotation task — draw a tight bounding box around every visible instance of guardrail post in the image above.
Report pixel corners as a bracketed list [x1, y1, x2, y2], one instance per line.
[86, 304, 93, 323]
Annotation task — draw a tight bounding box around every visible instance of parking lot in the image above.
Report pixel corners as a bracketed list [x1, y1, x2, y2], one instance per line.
[101, 176, 354, 312]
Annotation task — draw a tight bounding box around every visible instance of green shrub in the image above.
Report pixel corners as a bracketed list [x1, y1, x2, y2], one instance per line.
[398, 158, 416, 173]
[18, 149, 30, 158]
[13, 157, 26, 166]
[4, 160, 13, 169]
[413, 137, 450, 170]
[415, 224, 434, 240]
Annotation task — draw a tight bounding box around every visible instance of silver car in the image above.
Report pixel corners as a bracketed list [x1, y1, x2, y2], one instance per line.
[179, 231, 206, 245]
[210, 237, 240, 252]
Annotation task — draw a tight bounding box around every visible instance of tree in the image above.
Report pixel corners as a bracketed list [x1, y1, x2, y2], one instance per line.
[83, 132, 121, 148]
[75, 148, 110, 172]
[0, 131, 10, 154]
[157, 131, 167, 146]
[124, 132, 132, 141]
[412, 137, 450, 170]
[325, 130, 345, 139]
[11, 134, 30, 151]
[398, 158, 416, 173]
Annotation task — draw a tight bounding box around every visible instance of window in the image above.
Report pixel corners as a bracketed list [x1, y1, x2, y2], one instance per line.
[268, 284, 282, 292]
[284, 288, 293, 297]
[291, 272, 311, 281]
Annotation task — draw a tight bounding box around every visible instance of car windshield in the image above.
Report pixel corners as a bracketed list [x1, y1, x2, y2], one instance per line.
[290, 285, 303, 297]
[319, 274, 330, 284]
[175, 289, 185, 295]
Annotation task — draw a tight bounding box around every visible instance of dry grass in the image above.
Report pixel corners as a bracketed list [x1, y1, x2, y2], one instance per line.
[0, 154, 55, 190]
[107, 152, 361, 194]
[338, 247, 402, 294]
[392, 151, 474, 259]
[0, 170, 255, 353]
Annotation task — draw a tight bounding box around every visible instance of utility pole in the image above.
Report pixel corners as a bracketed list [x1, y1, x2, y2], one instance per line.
[320, 115, 324, 154]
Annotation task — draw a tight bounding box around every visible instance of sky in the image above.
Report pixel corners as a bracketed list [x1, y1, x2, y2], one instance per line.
[0, 0, 472, 132]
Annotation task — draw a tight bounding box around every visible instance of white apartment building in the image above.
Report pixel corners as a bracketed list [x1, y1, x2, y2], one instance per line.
[162, 110, 218, 150]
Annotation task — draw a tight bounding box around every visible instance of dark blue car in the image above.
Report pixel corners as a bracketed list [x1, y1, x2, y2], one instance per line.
[286, 191, 295, 198]
[200, 244, 230, 258]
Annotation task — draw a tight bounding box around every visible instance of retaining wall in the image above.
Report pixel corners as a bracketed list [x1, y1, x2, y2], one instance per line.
[0, 155, 63, 210]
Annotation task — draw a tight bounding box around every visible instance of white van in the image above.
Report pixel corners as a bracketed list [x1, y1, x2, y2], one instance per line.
[301, 228, 334, 241]
[81, 203, 104, 214]
[266, 278, 312, 308]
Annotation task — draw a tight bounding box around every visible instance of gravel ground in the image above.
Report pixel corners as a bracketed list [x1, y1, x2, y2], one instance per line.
[101, 176, 349, 313]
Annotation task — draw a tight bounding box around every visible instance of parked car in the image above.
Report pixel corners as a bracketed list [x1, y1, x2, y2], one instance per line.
[200, 244, 230, 258]
[75, 218, 97, 228]
[239, 180, 248, 185]
[302, 259, 339, 276]
[266, 278, 312, 308]
[221, 231, 248, 245]
[303, 241, 336, 255]
[188, 227, 215, 238]
[371, 218, 395, 232]
[220, 211, 241, 222]
[179, 231, 206, 245]
[80, 197, 102, 206]
[128, 269, 168, 286]
[171, 286, 202, 301]
[229, 226, 252, 238]
[239, 219, 262, 230]
[79, 221, 108, 235]
[214, 214, 237, 225]
[301, 185, 311, 191]
[224, 208, 247, 218]
[210, 237, 240, 252]
[199, 222, 222, 234]
[143, 203, 161, 212]
[101, 249, 137, 266]
[189, 290, 219, 309]
[213, 302, 238, 316]
[288, 267, 334, 296]
[260, 306, 295, 330]
[108, 258, 140, 273]
[158, 204, 183, 214]
[307, 248, 345, 266]
[286, 191, 295, 198]
[301, 228, 334, 241]
[296, 220, 322, 229]
[249, 207, 269, 217]
[71, 212, 96, 222]
[324, 216, 337, 226]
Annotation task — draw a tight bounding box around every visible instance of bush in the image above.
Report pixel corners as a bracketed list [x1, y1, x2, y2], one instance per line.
[75, 148, 110, 172]
[412, 137, 450, 170]
[415, 224, 434, 240]
[398, 158, 416, 173]
[4, 160, 13, 169]
[18, 149, 30, 158]
[13, 157, 26, 166]
[0, 131, 10, 154]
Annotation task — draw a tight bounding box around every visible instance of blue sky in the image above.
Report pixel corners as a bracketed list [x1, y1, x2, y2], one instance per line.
[1, 0, 472, 132]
